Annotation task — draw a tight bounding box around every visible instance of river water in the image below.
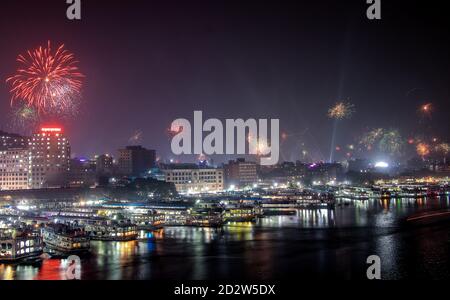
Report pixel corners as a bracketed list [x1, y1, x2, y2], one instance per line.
[1, 197, 450, 280]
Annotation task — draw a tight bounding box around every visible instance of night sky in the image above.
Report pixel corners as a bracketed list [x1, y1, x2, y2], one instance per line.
[0, 0, 449, 163]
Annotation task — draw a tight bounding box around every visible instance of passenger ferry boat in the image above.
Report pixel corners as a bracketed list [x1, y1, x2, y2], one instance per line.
[186, 208, 223, 227]
[223, 205, 257, 223]
[41, 224, 90, 255]
[126, 212, 165, 230]
[262, 189, 335, 207]
[84, 220, 138, 241]
[335, 187, 379, 200]
[0, 227, 43, 263]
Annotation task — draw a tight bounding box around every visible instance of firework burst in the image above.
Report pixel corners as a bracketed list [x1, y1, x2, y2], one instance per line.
[9, 104, 39, 133]
[359, 128, 384, 149]
[128, 130, 143, 145]
[6, 41, 84, 115]
[357, 128, 404, 156]
[166, 125, 183, 140]
[256, 139, 270, 156]
[416, 143, 431, 158]
[328, 102, 355, 120]
[378, 129, 403, 156]
[419, 103, 433, 118]
[247, 133, 269, 156]
[435, 143, 450, 156]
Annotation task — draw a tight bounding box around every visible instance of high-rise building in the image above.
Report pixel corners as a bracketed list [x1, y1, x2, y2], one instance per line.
[68, 157, 97, 187]
[29, 127, 71, 188]
[0, 131, 28, 150]
[0, 148, 30, 191]
[223, 158, 258, 188]
[161, 164, 224, 193]
[348, 159, 370, 173]
[118, 146, 156, 177]
[307, 162, 343, 184]
[96, 154, 114, 176]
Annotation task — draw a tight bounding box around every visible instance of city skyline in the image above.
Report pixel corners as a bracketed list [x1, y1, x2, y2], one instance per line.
[0, 0, 449, 164]
[1, 0, 450, 285]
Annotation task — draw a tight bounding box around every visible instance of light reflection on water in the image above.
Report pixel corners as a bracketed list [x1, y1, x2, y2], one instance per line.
[259, 209, 334, 228]
[1, 197, 449, 280]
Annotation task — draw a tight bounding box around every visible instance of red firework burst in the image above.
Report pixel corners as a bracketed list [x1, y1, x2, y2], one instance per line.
[6, 41, 84, 114]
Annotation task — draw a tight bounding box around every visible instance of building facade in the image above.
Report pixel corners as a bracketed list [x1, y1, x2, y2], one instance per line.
[223, 158, 258, 188]
[68, 158, 97, 188]
[0, 131, 28, 150]
[29, 127, 71, 188]
[118, 146, 156, 176]
[96, 154, 114, 176]
[0, 148, 30, 191]
[162, 164, 224, 193]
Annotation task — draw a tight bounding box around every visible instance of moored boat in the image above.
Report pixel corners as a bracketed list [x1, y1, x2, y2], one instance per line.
[85, 220, 138, 241]
[127, 212, 165, 231]
[223, 205, 257, 223]
[0, 227, 43, 263]
[187, 208, 224, 227]
[41, 223, 90, 255]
